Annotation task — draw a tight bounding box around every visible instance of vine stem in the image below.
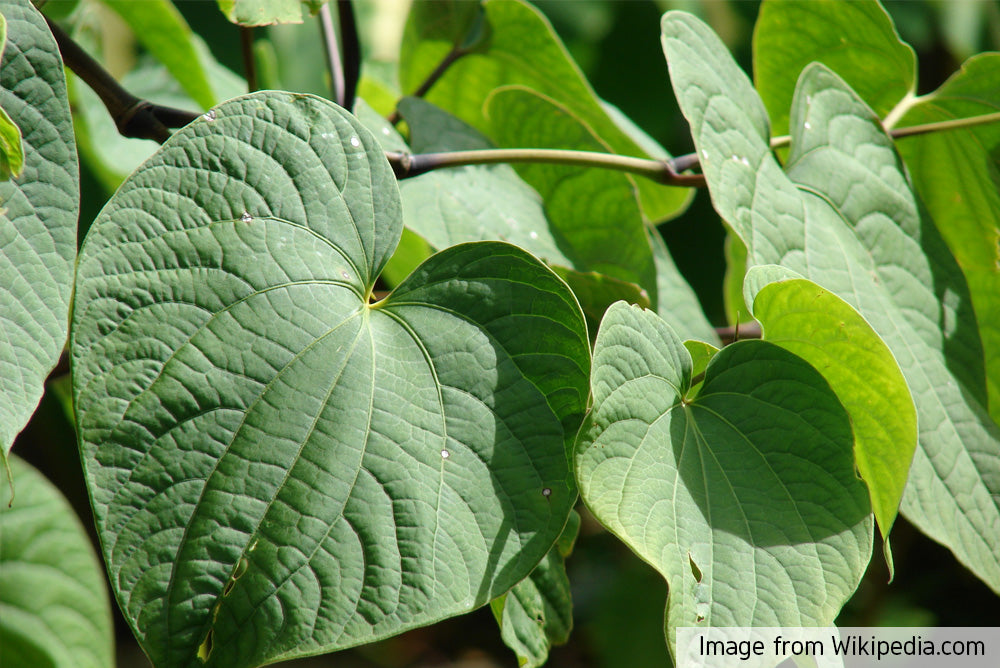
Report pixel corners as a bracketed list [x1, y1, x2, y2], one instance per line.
[319, 0, 360, 109]
[240, 26, 258, 93]
[391, 111, 1000, 186]
[46, 15, 199, 143]
[386, 148, 706, 187]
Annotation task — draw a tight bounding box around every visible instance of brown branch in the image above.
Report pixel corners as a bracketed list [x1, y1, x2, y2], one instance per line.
[46, 16, 200, 143]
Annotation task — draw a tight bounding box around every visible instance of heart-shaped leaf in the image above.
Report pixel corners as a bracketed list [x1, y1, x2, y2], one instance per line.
[663, 11, 1000, 592]
[0, 455, 114, 668]
[576, 302, 873, 652]
[0, 0, 78, 458]
[744, 269, 916, 550]
[71, 92, 590, 668]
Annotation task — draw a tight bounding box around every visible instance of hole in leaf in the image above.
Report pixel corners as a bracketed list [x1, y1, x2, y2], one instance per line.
[197, 629, 213, 662]
[688, 552, 703, 583]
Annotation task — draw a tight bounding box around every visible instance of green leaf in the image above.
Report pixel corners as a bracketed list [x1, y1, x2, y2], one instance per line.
[0, 13, 25, 180]
[217, 0, 303, 26]
[551, 266, 650, 337]
[399, 0, 689, 223]
[0, 105, 23, 180]
[492, 511, 579, 668]
[485, 87, 658, 302]
[0, 0, 78, 458]
[71, 91, 590, 668]
[396, 96, 574, 268]
[100, 0, 220, 109]
[396, 95, 673, 335]
[0, 455, 114, 668]
[745, 270, 916, 545]
[663, 11, 1000, 593]
[894, 53, 1000, 425]
[753, 0, 916, 137]
[576, 302, 873, 653]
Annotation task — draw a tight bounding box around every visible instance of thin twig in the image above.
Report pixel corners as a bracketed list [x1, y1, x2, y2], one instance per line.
[387, 44, 468, 124]
[337, 0, 360, 109]
[318, 3, 345, 106]
[716, 321, 762, 345]
[240, 26, 258, 93]
[385, 148, 706, 187]
[46, 16, 200, 143]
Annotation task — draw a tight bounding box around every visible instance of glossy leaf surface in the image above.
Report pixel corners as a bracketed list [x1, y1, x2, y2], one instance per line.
[0, 0, 78, 457]
[101, 0, 219, 109]
[753, 0, 915, 136]
[72, 92, 590, 668]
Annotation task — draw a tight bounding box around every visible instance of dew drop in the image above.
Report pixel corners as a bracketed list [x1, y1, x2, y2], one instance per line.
[340, 270, 351, 280]
[701, 149, 709, 159]
[740, 157, 750, 167]
[201, 109, 216, 121]
[320, 132, 335, 140]
[542, 487, 552, 498]
[240, 211, 252, 223]
[529, 230, 538, 240]
[441, 449, 450, 459]
[803, 121, 812, 130]
[248, 539, 259, 552]
[381, 127, 391, 136]
[350, 136, 361, 147]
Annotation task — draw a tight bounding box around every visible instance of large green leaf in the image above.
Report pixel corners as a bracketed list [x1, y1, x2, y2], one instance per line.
[399, 0, 689, 223]
[71, 92, 590, 668]
[744, 269, 916, 548]
[753, 0, 1000, 425]
[576, 302, 873, 652]
[894, 53, 1000, 425]
[0, 0, 78, 458]
[100, 0, 220, 110]
[663, 11, 1000, 592]
[491, 510, 579, 668]
[753, 0, 915, 137]
[0, 455, 114, 668]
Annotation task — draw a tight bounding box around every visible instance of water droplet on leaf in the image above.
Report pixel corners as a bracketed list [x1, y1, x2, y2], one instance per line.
[350, 136, 361, 147]
[240, 211, 252, 223]
[542, 487, 551, 497]
[440, 449, 450, 459]
[201, 109, 216, 121]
